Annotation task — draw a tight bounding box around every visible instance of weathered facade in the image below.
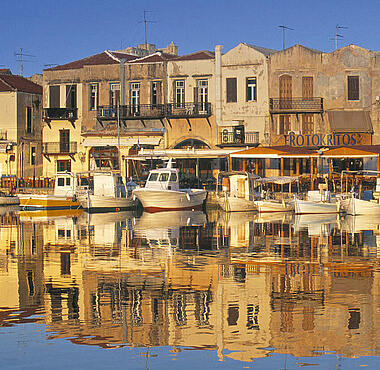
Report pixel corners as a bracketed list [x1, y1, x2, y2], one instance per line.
[268, 44, 379, 147]
[0, 72, 42, 178]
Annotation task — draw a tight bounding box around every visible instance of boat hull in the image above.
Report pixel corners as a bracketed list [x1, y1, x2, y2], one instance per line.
[343, 196, 380, 216]
[18, 194, 82, 210]
[293, 197, 338, 214]
[217, 195, 256, 212]
[133, 188, 207, 212]
[255, 199, 292, 213]
[0, 196, 19, 206]
[78, 193, 136, 212]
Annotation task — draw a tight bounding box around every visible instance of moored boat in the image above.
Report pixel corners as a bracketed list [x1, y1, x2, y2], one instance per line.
[0, 191, 19, 206]
[132, 159, 207, 212]
[293, 189, 339, 214]
[77, 171, 136, 212]
[18, 172, 85, 211]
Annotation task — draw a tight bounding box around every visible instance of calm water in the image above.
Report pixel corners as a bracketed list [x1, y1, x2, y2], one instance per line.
[1, 206, 380, 369]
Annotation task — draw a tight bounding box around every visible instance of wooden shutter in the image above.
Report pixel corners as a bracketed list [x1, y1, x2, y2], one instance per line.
[302, 77, 313, 100]
[279, 75, 292, 109]
[50, 85, 60, 108]
[348, 76, 359, 100]
[226, 78, 237, 102]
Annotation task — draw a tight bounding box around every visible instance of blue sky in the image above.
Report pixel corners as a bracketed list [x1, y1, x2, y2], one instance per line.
[1, 0, 380, 77]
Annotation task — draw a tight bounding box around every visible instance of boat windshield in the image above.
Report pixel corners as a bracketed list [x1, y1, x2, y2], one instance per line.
[159, 173, 169, 182]
[148, 173, 159, 182]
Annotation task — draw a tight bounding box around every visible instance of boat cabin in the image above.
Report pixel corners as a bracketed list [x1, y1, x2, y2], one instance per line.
[54, 172, 80, 197]
[217, 171, 257, 201]
[92, 172, 127, 197]
[145, 168, 180, 191]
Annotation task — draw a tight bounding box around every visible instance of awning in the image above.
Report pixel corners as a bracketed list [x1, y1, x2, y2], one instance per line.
[327, 111, 373, 133]
[81, 137, 161, 147]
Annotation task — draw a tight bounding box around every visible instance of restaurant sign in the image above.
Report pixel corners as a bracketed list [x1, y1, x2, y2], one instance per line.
[284, 133, 365, 147]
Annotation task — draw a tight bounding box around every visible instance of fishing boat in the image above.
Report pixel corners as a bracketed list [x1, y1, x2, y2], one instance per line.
[253, 176, 296, 213]
[77, 171, 136, 212]
[132, 159, 208, 212]
[18, 172, 86, 211]
[216, 171, 258, 212]
[293, 186, 339, 214]
[0, 191, 19, 206]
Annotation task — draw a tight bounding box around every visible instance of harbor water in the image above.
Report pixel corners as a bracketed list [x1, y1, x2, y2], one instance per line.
[1, 205, 380, 369]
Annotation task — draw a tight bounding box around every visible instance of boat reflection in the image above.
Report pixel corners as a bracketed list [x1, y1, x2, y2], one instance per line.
[0, 207, 379, 363]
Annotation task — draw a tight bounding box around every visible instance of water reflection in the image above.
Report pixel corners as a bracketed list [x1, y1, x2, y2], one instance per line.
[0, 206, 380, 364]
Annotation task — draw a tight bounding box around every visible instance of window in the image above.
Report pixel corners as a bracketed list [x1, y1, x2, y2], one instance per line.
[159, 173, 169, 182]
[26, 106, 32, 133]
[279, 115, 291, 134]
[246, 77, 257, 102]
[302, 114, 314, 135]
[130, 82, 140, 105]
[348, 76, 359, 100]
[57, 160, 71, 172]
[66, 85, 77, 109]
[175, 80, 185, 108]
[49, 85, 60, 108]
[226, 78, 237, 103]
[197, 79, 208, 111]
[89, 83, 98, 110]
[109, 83, 120, 106]
[151, 81, 162, 106]
[31, 146, 36, 165]
[60, 130, 70, 153]
[169, 172, 177, 182]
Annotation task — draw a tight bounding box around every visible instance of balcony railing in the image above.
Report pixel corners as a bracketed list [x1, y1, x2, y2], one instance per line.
[220, 131, 259, 145]
[97, 102, 212, 121]
[166, 102, 212, 118]
[269, 98, 323, 113]
[42, 142, 77, 155]
[98, 104, 166, 120]
[43, 108, 78, 121]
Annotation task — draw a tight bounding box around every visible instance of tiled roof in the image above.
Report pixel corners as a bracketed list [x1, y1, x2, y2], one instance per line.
[45, 51, 137, 71]
[174, 50, 215, 61]
[0, 75, 42, 94]
[244, 43, 278, 56]
[129, 52, 178, 63]
[0, 69, 12, 75]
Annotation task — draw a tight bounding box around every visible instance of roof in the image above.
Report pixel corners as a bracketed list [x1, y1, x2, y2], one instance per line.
[45, 51, 137, 71]
[244, 43, 278, 56]
[0, 69, 12, 75]
[129, 52, 178, 64]
[0, 74, 42, 94]
[174, 50, 215, 61]
[327, 110, 373, 133]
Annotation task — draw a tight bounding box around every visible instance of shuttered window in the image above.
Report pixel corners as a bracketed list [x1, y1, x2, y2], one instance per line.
[348, 76, 359, 100]
[226, 78, 237, 103]
[49, 85, 60, 108]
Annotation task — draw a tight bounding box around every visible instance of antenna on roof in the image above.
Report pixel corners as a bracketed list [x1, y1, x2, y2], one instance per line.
[14, 48, 35, 76]
[330, 25, 348, 50]
[279, 25, 293, 50]
[139, 10, 157, 50]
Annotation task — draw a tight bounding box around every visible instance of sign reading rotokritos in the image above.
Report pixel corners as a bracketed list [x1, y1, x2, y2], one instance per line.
[284, 133, 364, 147]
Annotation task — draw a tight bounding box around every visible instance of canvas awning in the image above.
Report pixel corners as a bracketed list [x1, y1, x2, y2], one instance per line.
[327, 111, 373, 133]
[81, 137, 161, 147]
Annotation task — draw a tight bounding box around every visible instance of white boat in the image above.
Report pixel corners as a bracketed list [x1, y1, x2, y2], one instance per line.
[18, 172, 85, 211]
[338, 193, 380, 216]
[0, 191, 19, 206]
[253, 176, 296, 213]
[216, 171, 258, 212]
[132, 159, 208, 212]
[77, 171, 136, 212]
[293, 190, 339, 214]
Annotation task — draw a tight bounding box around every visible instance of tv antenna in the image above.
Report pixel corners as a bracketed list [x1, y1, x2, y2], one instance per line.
[332, 25, 348, 50]
[279, 25, 294, 50]
[14, 48, 35, 76]
[139, 10, 156, 49]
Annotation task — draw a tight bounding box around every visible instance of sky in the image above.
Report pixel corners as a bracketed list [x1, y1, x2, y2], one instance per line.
[1, 0, 380, 77]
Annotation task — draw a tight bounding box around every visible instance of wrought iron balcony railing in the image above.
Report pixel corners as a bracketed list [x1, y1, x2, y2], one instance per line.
[166, 102, 212, 118]
[43, 108, 78, 121]
[42, 142, 77, 155]
[269, 98, 323, 113]
[97, 104, 166, 120]
[220, 131, 259, 145]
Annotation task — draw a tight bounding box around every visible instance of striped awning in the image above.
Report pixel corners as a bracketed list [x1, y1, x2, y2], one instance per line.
[81, 137, 161, 147]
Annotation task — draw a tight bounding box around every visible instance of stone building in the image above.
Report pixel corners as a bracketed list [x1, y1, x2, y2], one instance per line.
[268, 44, 380, 148]
[0, 71, 42, 178]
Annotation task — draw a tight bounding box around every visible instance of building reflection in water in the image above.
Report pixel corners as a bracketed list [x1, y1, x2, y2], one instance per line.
[0, 206, 380, 361]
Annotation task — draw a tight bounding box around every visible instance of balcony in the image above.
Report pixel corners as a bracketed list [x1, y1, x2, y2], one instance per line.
[166, 102, 212, 118]
[219, 131, 259, 146]
[42, 142, 77, 155]
[97, 104, 166, 121]
[43, 108, 78, 129]
[269, 98, 323, 114]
